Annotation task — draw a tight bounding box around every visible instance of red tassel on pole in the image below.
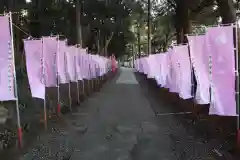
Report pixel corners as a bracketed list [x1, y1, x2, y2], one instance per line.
[57, 103, 61, 116]
[17, 127, 23, 148]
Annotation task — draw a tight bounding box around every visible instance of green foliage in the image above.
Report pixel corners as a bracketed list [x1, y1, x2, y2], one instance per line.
[0, 0, 136, 57]
[80, 0, 135, 57]
[152, 14, 175, 51]
[2, 0, 237, 58]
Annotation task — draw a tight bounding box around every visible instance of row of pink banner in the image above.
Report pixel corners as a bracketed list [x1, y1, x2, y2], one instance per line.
[135, 25, 237, 117]
[24, 37, 114, 100]
[0, 15, 116, 102]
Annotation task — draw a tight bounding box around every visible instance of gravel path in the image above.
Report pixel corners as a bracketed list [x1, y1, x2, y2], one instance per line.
[18, 68, 232, 160]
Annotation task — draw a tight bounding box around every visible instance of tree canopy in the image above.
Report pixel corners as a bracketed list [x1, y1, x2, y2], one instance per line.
[0, 0, 239, 58]
[128, 0, 238, 54]
[0, 0, 138, 58]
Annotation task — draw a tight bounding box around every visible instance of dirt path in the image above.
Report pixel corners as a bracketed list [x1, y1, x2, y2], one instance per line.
[18, 68, 234, 160]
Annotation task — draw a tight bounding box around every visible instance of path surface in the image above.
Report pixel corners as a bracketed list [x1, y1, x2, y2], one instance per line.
[19, 67, 228, 160]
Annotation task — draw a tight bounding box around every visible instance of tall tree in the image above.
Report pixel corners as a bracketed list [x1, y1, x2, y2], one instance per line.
[216, 0, 236, 23]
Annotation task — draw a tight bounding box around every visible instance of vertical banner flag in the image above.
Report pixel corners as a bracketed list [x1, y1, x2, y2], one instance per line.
[175, 45, 192, 99]
[154, 54, 162, 86]
[66, 46, 76, 82]
[24, 39, 45, 99]
[42, 37, 58, 87]
[0, 15, 16, 100]
[76, 47, 83, 81]
[170, 47, 181, 93]
[206, 26, 237, 116]
[94, 55, 101, 77]
[57, 40, 69, 84]
[149, 54, 160, 79]
[139, 58, 144, 73]
[99, 56, 105, 76]
[87, 54, 93, 79]
[73, 46, 78, 81]
[160, 53, 169, 87]
[79, 48, 88, 79]
[187, 35, 210, 104]
[90, 55, 97, 78]
[142, 57, 149, 75]
[165, 50, 173, 89]
[88, 54, 93, 79]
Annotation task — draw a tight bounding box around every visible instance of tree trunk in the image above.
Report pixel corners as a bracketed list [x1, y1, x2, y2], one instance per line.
[175, 0, 191, 44]
[29, 0, 41, 38]
[182, 0, 191, 43]
[175, 0, 184, 44]
[137, 26, 141, 57]
[147, 0, 151, 55]
[216, 0, 236, 24]
[76, 0, 82, 46]
[102, 32, 114, 56]
[96, 30, 101, 54]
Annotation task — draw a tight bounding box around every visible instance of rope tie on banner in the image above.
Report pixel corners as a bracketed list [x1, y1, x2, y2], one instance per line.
[12, 23, 32, 37]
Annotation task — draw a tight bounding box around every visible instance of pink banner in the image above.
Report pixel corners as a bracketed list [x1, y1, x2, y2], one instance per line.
[97, 57, 102, 76]
[75, 47, 83, 81]
[78, 50, 84, 79]
[187, 35, 210, 104]
[147, 55, 157, 79]
[83, 54, 90, 79]
[66, 46, 76, 82]
[142, 57, 149, 75]
[153, 54, 162, 85]
[57, 40, 69, 84]
[134, 59, 139, 71]
[139, 58, 144, 73]
[90, 55, 97, 78]
[206, 26, 237, 116]
[79, 49, 89, 79]
[169, 47, 181, 93]
[86, 54, 92, 80]
[0, 15, 16, 100]
[42, 37, 58, 87]
[164, 50, 173, 89]
[158, 53, 168, 87]
[175, 45, 192, 99]
[99, 56, 106, 76]
[24, 39, 45, 99]
[92, 55, 101, 77]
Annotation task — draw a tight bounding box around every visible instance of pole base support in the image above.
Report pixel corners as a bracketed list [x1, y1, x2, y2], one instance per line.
[17, 127, 23, 148]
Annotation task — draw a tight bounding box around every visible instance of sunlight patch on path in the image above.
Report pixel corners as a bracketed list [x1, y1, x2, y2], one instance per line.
[116, 68, 138, 84]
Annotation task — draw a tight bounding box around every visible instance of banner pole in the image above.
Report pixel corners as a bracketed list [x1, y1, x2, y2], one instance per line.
[81, 54, 85, 97]
[97, 63, 100, 90]
[76, 80, 80, 104]
[94, 59, 97, 90]
[9, 12, 23, 147]
[187, 39, 196, 120]
[43, 94, 47, 129]
[68, 80, 72, 111]
[234, 23, 240, 148]
[87, 59, 91, 94]
[41, 38, 48, 130]
[90, 63, 94, 91]
[63, 48, 72, 111]
[75, 46, 80, 104]
[56, 36, 61, 116]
